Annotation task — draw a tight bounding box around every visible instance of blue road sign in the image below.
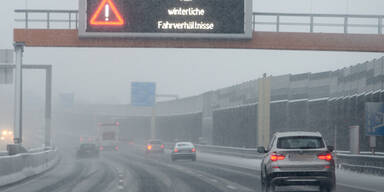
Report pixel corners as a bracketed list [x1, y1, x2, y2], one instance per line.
[366, 102, 384, 136]
[131, 82, 156, 107]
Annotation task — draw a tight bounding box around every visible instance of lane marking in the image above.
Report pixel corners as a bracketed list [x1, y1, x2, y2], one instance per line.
[226, 185, 237, 190]
[209, 178, 218, 183]
[338, 183, 376, 192]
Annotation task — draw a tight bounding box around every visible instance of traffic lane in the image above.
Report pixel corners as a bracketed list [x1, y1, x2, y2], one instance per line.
[70, 159, 117, 192]
[0, 151, 115, 192]
[121, 145, 373, 192]
[182, 159, 372, 192]
[106, 149, 253, 192]
[0, 152, 83, 192]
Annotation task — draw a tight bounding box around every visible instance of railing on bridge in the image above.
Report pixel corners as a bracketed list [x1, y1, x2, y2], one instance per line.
[14, 10, 384, 35]
[253, 12, 383, 34]
[14, 10, 78, 29]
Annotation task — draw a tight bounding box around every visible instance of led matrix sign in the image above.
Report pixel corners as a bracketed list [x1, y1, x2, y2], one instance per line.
[78, 0, 253, 39]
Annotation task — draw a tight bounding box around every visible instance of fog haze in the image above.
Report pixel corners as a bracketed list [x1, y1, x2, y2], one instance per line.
[1, 0, 384, 104]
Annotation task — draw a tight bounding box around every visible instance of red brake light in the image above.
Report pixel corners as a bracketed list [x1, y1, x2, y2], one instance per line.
[318, 153, 333, 161]
[161, 144, 165, 149]
[192, 148, 196, 152]
[174, 148, 179, 153]
[270, 154, 285, 161]
[147, 145, 152, 150]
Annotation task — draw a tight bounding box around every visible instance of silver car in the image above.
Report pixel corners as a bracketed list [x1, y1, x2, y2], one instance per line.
[171, 142, 197, 161]
[258, 131, 335, 192]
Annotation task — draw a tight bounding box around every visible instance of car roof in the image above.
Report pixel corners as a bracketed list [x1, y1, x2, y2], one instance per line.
[175, 142, 193, 145]
[273, 131, 322, 138]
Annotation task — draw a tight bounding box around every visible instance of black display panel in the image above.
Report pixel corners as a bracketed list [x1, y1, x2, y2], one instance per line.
[86, 0, 245, 34]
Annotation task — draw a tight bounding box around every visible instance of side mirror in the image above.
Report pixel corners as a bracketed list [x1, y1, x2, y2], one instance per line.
[257, 146, 267, 153]
[327, 145, 334, 152]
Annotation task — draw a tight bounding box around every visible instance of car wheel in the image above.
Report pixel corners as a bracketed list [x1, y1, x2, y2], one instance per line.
[262, 180, 273, 192]
[261, 171, 274, 192]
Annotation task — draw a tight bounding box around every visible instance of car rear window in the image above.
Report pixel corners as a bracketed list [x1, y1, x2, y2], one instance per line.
[277, 136, 324, 149]
[176, 143, 193, 147]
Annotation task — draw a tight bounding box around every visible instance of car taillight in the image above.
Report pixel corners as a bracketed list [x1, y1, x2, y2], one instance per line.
[99, 146, 103, 151]
[192, 148, 196, 152]
[174, 148, 179, 152]
[270, 153, 285, 161]
[161, 144, 165, 149]
[318, 153, 333, 161]
[147, 145, 152, 150]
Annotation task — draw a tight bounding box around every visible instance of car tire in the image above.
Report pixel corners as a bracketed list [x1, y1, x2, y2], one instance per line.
[262, 180, 274, 192]
[261, 171, 275, 192]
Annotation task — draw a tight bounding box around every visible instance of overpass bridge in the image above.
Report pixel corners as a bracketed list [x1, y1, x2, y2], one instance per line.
[13, 10, 384, 52]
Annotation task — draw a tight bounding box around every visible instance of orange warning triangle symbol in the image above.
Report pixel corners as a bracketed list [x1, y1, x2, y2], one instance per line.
[90, 0, 124, 26]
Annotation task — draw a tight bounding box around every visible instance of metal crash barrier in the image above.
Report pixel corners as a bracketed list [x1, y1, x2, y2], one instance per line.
[336, 153, 384, 175]
[196, 144, 263, 159]
[193, 144, 384, 175]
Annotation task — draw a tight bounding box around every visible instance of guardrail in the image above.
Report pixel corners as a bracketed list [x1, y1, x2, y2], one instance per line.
[196, 144, 262, 159]
[14, 10, 384, 35]
[191, 144, 384, 175]
[336, 153, 384, 176]
[0, 148, 59, 186]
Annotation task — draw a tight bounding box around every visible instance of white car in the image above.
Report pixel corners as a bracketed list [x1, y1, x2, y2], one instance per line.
[171, 142, 196, 161]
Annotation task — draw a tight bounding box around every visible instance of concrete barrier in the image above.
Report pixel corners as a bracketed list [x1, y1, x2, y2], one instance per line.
[0, 148, 59, 186]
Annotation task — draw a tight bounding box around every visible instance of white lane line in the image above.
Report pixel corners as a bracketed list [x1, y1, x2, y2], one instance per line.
[226, 185, 237, 190]
[338, 183, 376, 192]
[209, 178, 218, 183]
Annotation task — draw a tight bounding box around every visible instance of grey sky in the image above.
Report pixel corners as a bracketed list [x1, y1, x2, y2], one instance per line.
[1, 0, 384, 104]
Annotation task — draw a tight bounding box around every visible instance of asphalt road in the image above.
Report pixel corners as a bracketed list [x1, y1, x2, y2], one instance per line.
[0, 144, 375, 192]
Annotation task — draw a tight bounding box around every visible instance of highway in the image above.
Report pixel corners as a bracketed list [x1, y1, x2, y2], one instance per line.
[0, 142, 377, 192]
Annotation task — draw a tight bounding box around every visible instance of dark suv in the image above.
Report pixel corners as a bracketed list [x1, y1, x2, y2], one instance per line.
[258, 131, 335, 192]
[76, 143, 100, 158]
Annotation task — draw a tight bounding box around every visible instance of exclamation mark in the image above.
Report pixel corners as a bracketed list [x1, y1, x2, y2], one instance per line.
[105, 4, 110, 21]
